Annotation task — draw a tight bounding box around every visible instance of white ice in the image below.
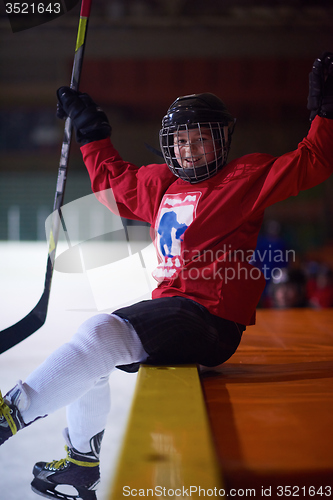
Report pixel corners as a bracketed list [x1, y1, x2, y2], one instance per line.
[0, 241, 157, 500]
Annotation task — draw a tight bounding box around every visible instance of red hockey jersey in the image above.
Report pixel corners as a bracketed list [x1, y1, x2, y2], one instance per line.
[81, 116, 333, 326]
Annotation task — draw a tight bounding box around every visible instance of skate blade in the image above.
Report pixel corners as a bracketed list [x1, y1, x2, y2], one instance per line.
[31, 480, 97, 500]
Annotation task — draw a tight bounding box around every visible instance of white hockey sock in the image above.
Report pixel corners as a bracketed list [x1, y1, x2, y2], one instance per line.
[12, 314, 147, 450]
[66, 375, 111, 453]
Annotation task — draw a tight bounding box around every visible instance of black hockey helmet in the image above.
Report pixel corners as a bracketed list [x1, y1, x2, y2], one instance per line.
[159, 93, 235, 183]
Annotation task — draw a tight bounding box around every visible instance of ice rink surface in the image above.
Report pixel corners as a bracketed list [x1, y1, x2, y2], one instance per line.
[0, 241, 157, 500]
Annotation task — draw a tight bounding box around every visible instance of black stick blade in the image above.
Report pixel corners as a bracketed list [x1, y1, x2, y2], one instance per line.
[0, 257, 52, 354]
[0, 290, 49, 354]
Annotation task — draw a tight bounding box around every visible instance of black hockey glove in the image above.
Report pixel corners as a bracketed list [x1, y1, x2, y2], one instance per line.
[57, 86, 112, 145]
[307, 52, 333, 121]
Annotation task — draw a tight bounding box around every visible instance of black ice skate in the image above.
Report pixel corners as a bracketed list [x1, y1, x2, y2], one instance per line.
[0, 387, 27, 445]
[31, 428, 104, 500]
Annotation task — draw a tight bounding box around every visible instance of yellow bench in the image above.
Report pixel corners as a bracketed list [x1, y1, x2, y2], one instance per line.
[108, 365, 223, 499]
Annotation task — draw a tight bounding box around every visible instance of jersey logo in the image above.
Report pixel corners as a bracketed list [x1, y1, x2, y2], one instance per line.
[153, 192, 201, 281]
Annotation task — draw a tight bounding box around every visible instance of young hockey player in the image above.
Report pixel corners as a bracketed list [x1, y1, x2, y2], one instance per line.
[1, 52, 333, 500]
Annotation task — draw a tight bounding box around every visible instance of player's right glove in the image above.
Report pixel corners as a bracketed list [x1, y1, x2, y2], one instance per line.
[57, 86, 112, 145]
[307, 52, 333, 121]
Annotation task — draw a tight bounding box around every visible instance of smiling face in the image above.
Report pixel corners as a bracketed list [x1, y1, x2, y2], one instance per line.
[173, 127, 220, 169]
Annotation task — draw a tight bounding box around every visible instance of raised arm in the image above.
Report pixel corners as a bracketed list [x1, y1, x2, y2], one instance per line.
[57, 86, 174, 223]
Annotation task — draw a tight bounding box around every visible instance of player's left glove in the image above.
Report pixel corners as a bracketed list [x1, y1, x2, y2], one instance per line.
[307, 51, 333, 121]
[57, 86, 112, 145]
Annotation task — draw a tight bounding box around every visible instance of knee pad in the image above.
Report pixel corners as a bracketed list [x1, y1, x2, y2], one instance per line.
[69, 314, 147, 374]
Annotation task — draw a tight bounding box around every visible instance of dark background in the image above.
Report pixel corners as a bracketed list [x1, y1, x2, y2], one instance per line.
[0, 0, 332, 258]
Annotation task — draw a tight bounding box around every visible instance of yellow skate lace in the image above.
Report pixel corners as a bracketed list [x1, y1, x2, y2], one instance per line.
[0, 390, 17, 435]
[46, 445, 100, 470]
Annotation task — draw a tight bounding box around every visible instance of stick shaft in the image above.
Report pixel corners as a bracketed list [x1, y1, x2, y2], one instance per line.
[49, 0, 92, 277]
[0, 0, 92, 354]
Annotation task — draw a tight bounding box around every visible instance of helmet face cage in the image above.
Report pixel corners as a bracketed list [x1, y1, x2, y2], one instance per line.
[159, 122, 232, 183]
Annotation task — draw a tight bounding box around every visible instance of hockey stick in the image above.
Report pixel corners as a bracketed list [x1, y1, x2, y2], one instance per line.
[0, 0, 92, 354]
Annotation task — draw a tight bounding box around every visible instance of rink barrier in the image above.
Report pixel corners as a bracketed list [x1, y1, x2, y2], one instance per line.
[108, 364, 223, 499]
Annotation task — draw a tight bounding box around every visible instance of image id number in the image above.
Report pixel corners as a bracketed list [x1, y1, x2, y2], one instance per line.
[277, 486, 332, 496]
[5, 3, 61, 14]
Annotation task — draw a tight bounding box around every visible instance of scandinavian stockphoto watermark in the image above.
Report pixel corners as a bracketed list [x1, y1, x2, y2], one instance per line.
[3, 0, 79, 32]
[153, 245, 296, 284]
[181, 245, 296, 283]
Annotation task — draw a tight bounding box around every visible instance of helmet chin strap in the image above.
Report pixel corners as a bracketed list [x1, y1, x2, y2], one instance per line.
[173, 155, 224, 183]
